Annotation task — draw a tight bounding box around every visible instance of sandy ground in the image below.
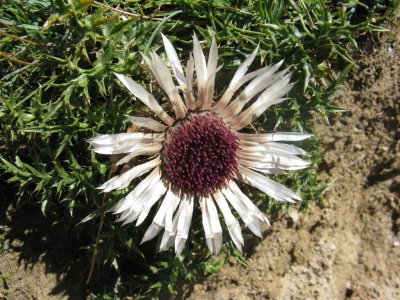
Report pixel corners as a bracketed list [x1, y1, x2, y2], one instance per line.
[1, 16, 399, 300]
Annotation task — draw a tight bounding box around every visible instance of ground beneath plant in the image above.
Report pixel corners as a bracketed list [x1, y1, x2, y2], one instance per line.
[1, 17, 399, 300]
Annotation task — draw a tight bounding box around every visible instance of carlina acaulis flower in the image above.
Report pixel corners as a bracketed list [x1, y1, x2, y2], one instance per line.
[89, 33, 311, 256]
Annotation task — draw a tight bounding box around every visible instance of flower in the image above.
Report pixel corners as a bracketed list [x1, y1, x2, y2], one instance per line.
[89, 34, 311, 256]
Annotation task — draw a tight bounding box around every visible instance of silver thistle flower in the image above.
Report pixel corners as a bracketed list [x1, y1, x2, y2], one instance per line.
[89, 34, 311, 256]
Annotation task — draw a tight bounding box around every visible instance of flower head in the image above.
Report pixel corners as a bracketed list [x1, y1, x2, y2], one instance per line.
[89, 34, 311, 256]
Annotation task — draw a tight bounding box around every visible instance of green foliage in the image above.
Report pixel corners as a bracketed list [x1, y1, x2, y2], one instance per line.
[0, 0, 396, 298]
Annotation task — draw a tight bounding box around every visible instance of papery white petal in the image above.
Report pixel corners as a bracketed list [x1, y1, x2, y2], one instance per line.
[164, 190, 181, 233]
[207, 36, 218, 75]
[140, 223, 162, 245]
[159, 196, 185, 252]
[239, 142, 308, 160]
[193, 33, 207, 85]
[236, 165, 301, 203]
[161, 33, 186, 87]
[202, 65, 223, 110]
[224, 68, 289, 121]
[153, 189, 176, 226]
[98, 157, 160, 192]
[114, 73, 174, 126]
[159, 231, 174, 252]
[116, 143, 162, 166]
[185, 55, 196, 110]
[135, 178, 168, 226]
[119, 169, 164, 225]
[222, 186, 263, 238]
[161, 34, 200, 111]
[193, 33, 207, 108]
[220, 61, 285, 120]
[145, 52, 187, 119]
[199, 197, 212, 252]
[111, 167, 160, 214]
[175, 194, 194, 256]
[212, 47, 259, 112]
[140, 188, 179, 244]
[226, 47, 259, 91]
[199, 198, 212, 247]
[239, 140, 307, 155]
[238, 151, 310, 170]
[126, 115, 167, 132]
[232, 75, 294, 130]
[206, 196, 223, 254]
[200, 196, 223, 254]
[89, 132, 163, 146]
[237, 132, 312, 143]
[213, 191, 244, 252]
[214, 66, 273, 114]
[228, 181, 270, 225]
[91, 139, 162, 155]
[202, 36, 218, 110]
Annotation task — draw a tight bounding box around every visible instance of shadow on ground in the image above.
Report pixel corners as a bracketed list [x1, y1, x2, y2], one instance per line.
[0, 192, 90, 299]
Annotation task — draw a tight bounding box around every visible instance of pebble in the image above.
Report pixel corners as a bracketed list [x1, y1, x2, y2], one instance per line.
[380, 145, 389, 151]
[289, 211, 300, 223]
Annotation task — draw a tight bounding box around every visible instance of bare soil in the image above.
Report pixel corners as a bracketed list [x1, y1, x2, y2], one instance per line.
[1, 16, 399, 300]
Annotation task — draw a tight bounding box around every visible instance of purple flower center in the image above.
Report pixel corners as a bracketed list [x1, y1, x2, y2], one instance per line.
[162, 113, 239, 196]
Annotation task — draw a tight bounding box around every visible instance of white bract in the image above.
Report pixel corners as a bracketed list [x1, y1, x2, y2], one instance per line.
[89, 34, 311, 256]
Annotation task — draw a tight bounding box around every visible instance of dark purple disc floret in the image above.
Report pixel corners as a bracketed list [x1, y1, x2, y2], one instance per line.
[162, 113, 239, 196]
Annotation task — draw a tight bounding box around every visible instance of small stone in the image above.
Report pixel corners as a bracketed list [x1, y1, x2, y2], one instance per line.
[2, 240, 9, 251]
[380, 145, 389, 151]
[289, 210, 300, 223]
